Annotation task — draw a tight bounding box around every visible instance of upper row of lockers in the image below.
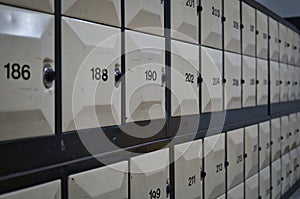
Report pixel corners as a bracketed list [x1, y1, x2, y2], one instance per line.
[1, 0, 300, 64]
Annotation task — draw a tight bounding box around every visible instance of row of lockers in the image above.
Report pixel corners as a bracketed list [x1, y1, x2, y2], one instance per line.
[1, 113, 300, 199]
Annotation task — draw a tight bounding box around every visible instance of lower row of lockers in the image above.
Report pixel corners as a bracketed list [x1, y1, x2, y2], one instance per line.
[1, 112, 300, 199]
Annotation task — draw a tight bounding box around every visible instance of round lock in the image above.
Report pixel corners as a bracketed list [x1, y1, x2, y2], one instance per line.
[43, 64, 55, 89]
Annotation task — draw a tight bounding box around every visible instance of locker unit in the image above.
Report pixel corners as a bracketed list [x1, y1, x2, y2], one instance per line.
[0, 5, 55, 140]
[281, 116, 290, 155]
[242, 56, 256, 107]
[298, 146, 300, 180]
[245, 174, 259, 199]
[62, 0, 121, 27]
[0, 0, 54, 13]
[290, 149, 298, 186]
[171, 0, 199, 43]
[130, 149, 169, 199]
[174, 140, 202, 199]
[201, 0, 222, 49]
[62, 17, 121, 131]
[201, 47, 223, 112]
[298, 34, 300, 66]
[227, 183, 244, 199]
[259, 121, 271, 170]
[68, 161, 128, 199]
[0, 180, 61, 199]
[224, 52, 242, 110]
[171, 40, 199, 116]
[288, 28, 295, 65]
[259, 166, 271, 199]
[245, 125, 259, 179]
[125, 0, 164, 36]
[256, 11, 268, 59]
[204, 134, 225, 199]
[289, 113, 297, 150]
[271, 118, 281, 161]
[125, 30, 165, 122]
[227, 129, 244, 189]
[280, 63, 289, 102]
[256, 59, 268, 105]
[281, 153, 290, 194]
[297, 113, 300, 146]
[224, 0, 240, 53]
[271, 159, 282, 199]
[297, 67, 300, 100]
[288, 65, 295, 101]
[279, 23, 288, 63]
[270, 61, 280, 103]
[269, 17, 280, 61]
[242, 2, 256, 57]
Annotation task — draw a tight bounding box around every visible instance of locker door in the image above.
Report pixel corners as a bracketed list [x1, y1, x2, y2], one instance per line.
[242, 2, 256, 57]
[289, 114, 297, 150]
[257, 59, 268, 106]
[271, 159, 281, 199]
[242, 56, 256, 107]
[281, 116, 290, 155]
[269, 18, 279, 61]
[256, 11, 268, 59]
[281, 153, 290, 194]
[130, 149, 169, 199]
[174, 140, 202, 199]
[297, 146, 300, 180]
[270, 61, 280, 103]
[224, 0, 240, 53]
[227, 183, 244, 199]
[62, 17, 121, 131]
[224, 52, 241, 110]
[125, 0, 164, 36]
[297, 113, 300, 147]
[227, 129, 243, 189]
[259, 166, 271, 199]
[297, 34, 300, 66]
[288, 65, 295, 101]
[245, 174, 259, 199]
[279, 24, 288, 63]
[289, 149, 298, 186]
[204, 134, 225, 199]
[271, 118, 281, 161]
[0, 0, 54, 13]
[201, 47, 223, 112]
[171, 0, 199, 43]
[68, 161, 128, 199]
[171, 40, 199, 116]
[280, 63, 288, 102]
[0, 181, 61, 199]
[125, 31, 165, 122]
[62, 0, 121, 27]
[297, 67, 300, 100]
[288, 28, 295, 65]
[245, 125, 259, 179]
[0, 5, 55, 140]
[201, 0, 222, 49]
[259, 121, 271, 170]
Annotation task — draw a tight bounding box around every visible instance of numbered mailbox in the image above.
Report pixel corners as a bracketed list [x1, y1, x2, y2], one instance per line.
[242, 56, 256, 107]
[171, 0, 199, 43]
[269, 18, 280, 61]
[125, 30, 165, 122]
[62, 0, 121, 27]
[227, 183, 244, 199]
[288, 28, 295, 65]
[62, 17, 121, 131]
[288, 65, 295, 101]
[174, 140, 202, 199]
[0, 180, 61, 199]
[281, 116, 290, 155]
[130, 148, 169, 199]
[259, 121, 271, 170]
[289, 113, 297, 150]
[125, 0, 164, 36]
[224, 52, 241, 110]
[257, 59, 268, 106]
[0, 0, 54, 13]
[242, 2, 256, 57]
[68, 161, 128, 199]
[271, 118, 281, 161]
[245, 125, 259, 179]
[256, 11, 268, 59]
[270, 61, 280, 104]
[271, 159, 282, 199]
[204, 134, 225, 199]
[279, 24, 288, 63]
[280, 63, 288, 102]
[281, 153, 290, 194]
[224, 0, 240, 53]
[227, 129, 243, 189]
[289, 149, 298, 186]
[201, 47, 223, 112]
[0, 5, 55, 141]
[259, 166, 271, 199]
[201, 0, 222, 49]
[171, 40, 199, 117]
[245, 174, 259, 199]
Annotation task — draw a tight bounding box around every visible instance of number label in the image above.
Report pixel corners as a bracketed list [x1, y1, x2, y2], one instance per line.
[186, 0, 195, 8]
[185, 73, 195, 84]
[149, 188, 161, 199]
[212, 6, 220, 18]
[216, 163, 223, 173]
[90, 67, 108, 81]
[213, 77, 220, 85]
[145, 70, 158, 81]
[233, 21, 239, 30]
[188, 175, 196, 186]
[4, 63, 31, 80]
[250, 25, 255, 32]
[232, 78, 239, 86]
[236, 154, 243, 164]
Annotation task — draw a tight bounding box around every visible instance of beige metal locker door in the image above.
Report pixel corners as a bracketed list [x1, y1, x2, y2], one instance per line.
[271, 118, 281, 161]
[0, 5, 55, 141]
[281, 116, 290, 155]
[288, 65, 295, 101]
[270, 61, 280, 104]
[280, 63, 288, 102]
[281, 153, 291, 194]
[287, 28, 295, 65]
[279, 24, 288, 63]
[271, 159, 281, 199]
[242, 2, 256, 57]
[256, 11, 268, 59]
[257, 59, 268, 106]
[289, 113, 297, 150]
[242, 56, 256, 107]
[259, 166, 271, 199]
[0, 0, 54, 13]
[227, 183, 244, 199]
[245, 125, 259, 179]
[259, 121, 271, 170]
[269, 18, 279, 61]
[290, 149, 298, 186]
[245, 174, 259, 199]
